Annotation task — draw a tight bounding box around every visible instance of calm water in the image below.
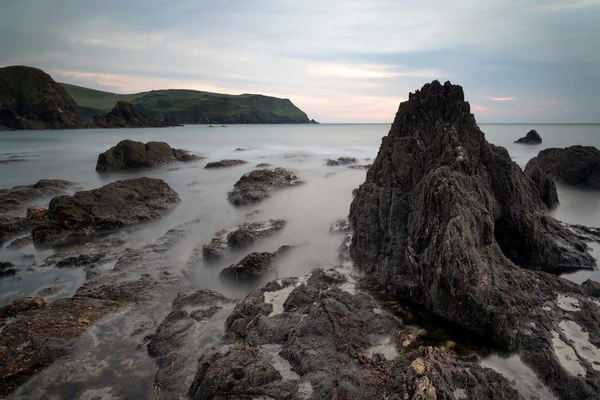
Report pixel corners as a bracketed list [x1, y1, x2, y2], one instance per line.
[0, 123, 599, 399]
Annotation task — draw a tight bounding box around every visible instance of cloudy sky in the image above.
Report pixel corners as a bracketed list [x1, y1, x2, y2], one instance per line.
[1, 0, 599, 122]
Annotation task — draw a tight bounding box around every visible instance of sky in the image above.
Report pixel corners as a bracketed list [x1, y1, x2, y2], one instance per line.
[1, 0, 599, 123]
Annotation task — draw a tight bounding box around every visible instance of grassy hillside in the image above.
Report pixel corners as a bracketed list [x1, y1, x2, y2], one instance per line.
[60, 83, 311, 123]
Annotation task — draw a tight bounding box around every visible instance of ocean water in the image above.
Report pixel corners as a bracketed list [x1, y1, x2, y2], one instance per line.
[0, 123, 599, 398]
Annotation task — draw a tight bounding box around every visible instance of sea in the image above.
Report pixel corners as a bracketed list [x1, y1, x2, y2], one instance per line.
[0, 123, 599, 399]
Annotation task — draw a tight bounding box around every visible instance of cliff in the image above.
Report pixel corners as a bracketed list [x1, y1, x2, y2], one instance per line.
[92, 101, 181, 128]
[0, 66, 89, 130]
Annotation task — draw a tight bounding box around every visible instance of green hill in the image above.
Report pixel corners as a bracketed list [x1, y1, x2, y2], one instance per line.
[60, 83, 313, 124]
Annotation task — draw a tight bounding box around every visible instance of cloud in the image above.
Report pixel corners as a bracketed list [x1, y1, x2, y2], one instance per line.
[491, 98, 516, 101]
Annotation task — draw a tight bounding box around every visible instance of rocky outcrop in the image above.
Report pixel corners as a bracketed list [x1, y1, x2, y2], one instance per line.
[0, 179, 72, 243]
[32, 177, 180, 246]
[92, 101, 180, 128]
[515, 129, 542, 144]
[349, 81, 600, 398]
[204, 159, 247, 169]
[220, 245, 294, 281]
[95, 140, 200, 172]
[200, 219, 286, 261]
[525, 146, 600, 189]
[227, 168, 304, 206]
[0, 66, 89, 130]
[524, 157, 559, 208]
[188, 269, 523, 400]
[326, 157, 357, 166]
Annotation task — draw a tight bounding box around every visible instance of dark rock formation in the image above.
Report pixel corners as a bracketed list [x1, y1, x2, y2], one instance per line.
[32, 177, 180, 246]
[200, 220, 286, 261]
[525, 146, 600, 189]
[204, 159, 247, 169]
[220, 246, 293, 281]
[92, 101, 180, 128]
[95, 140, 200, 172]
[0, 261, 17, 277]
[0, 179, 72, 243]
[6, 236, 32, 249]
[227, 168, 304, 206]
[329, 219, 352, 233]
[515, 129, 542, 144]
[326, 157, 358, 166]
[256, 163, 271, 168]
[348, 164, 372, 170]
[188, 269, 523, 400]
[524, 157, 559, 208]
[349, 80, 600, 398]
[0, 66, 89, 130]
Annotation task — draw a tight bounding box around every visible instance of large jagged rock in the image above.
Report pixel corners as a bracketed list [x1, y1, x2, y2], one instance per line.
[525, 146, 600, 189]
[32, 177, 180, 246]
[227, 168, 304, 206]
[220, 245, 294, 281]
[0, 66, 89, 130]
[95, 140, 200, 172]
[515, 129, 542, 144]
[524, 157, 559, 208]
[349, 80, 600, 399]
[92, 101, 180, 128]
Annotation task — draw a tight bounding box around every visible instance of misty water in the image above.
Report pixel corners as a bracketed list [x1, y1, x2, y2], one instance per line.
[1, 123, 599, 399]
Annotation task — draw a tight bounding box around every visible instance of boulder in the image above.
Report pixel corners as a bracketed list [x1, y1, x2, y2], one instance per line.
[524, 157, 559, 208]
[227, 168, 304, 206]
[256, 163, 271, 168]
[220, 246, 293, 280]
[326, 157, 358, 166]
[515, 129, 542, 144]
[0, 261, 17, 278]
[32, 177, 180, 246]
[95, 140, 200, 172]
[349, 80, 600, 398]
[92, 101, 181, 128]
[26, 205, 47, 221]
[525, 146, 600, 189]
[204, 159, 247, 169]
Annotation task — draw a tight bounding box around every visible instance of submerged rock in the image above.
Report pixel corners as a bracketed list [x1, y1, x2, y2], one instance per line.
[525, 146, 600, 189]
[524, 157, 559, 208]
[95, 140, 200, 172]
[326, 157, 358, 166]
[204, 159, 247, 169]
[515, 129, 542, 144]
[256, 163, 271, 168]
[92, 101, 181, 128]
[0, 261, 17, 277]
[32, 177, 180, 246]
[6, 236, 32, 249]
[349, 80, 599, 398]
[200, 219, 286, 261]
[220, 246, 294, 280]
[188, 269, 523, 400]
[348, 164, 372, 170]
[227, 168, 304, 206]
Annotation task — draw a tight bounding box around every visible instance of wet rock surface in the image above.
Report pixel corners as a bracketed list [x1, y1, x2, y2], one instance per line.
[220, 245, 294, 281]
[95, 140, 200, 172]
[200, 219, 286, 261]
[326, 157, 358, 166]
[515, 129, 542, 144]
[6, 236, 32, 249]
[329, 219, 352, 233]
[32, 177, 180, 246]
[204, 159, 247, 169]
[349, 80, 600, 399]
[188, 268, 524, 400]
[524, 156, 560, 208]
[227, 168, 304, 206]
[525, 146, 600, 189]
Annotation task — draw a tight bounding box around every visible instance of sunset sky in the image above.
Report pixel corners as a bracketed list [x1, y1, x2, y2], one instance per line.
[1, 0, 599, 123]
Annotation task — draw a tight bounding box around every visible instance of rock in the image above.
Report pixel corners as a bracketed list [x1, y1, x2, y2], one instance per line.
[525, 146, 600, 189]
[188, 269, 523, 400]
[245, 209, 263, 217]
[0, 297, 46, 319]
[92, 101, 181, 128]
[220, 246, 293, 281]
[515, 129, 542, 144]
[95, 140, 200, 172]
[32, 177, 180, 246]
[0, 66, 89, 130]
[524, 157, 559, 208]
[582, 279, 600, 297]
[234, 148, 248, 152]
[227, 168, 304, 206]
[204, 159, 247, 169]
[561, 222, 600, 243]
[256, 163, 271, 168]
[349, 80, 600, 398]
[348, 164, 372, 170]
[201, 220, 286, 261]
[0, 261, 17, 277]
[6, 236, 32, 249]
[352, 188, 359, 197]
[326, 157, 358, 166]
[26, 205, 47, 221]
[329, 219, 352, 233]
[48, 253, 106, 268]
